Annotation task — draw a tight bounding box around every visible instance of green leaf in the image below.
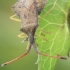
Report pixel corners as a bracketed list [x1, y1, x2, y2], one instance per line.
[36, 0, 70, 70]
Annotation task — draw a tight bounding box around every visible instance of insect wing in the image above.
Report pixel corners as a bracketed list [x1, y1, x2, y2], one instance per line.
[20, 0, 38, 25]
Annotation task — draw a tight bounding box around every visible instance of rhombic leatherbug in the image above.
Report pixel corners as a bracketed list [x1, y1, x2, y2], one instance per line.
[1, 0, 68, 67]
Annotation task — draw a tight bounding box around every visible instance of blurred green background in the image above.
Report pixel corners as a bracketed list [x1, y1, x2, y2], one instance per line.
[0, 0, 70, 70]
[0, 0, 37, 70]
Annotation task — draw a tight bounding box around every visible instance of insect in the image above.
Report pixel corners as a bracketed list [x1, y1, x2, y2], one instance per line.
[1, 0, 68, 67]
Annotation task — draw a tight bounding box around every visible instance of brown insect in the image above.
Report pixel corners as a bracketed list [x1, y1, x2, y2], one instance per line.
[1, 0, 67, 67]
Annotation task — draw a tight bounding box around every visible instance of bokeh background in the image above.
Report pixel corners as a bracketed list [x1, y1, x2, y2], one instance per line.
[0, 0, 70, 70]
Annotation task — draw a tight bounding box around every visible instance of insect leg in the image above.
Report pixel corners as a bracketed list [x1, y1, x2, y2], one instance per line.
[33, 43, 67, 59]
[18, 33, 29, 50]
[1, 44, 31, 67]
[18, 33, 28, 42]
[36, 34, 48, 42]
[10, 14, 21, 22]
[18, 33, 27, 38]
[37, 27, 51, 36]
[21, 38, 28, 43]
[10, 15, 27, 41]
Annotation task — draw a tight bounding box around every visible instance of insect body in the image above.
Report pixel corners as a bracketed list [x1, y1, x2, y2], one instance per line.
[1, 0, 67, 67]
[12, 0, 38, 45]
